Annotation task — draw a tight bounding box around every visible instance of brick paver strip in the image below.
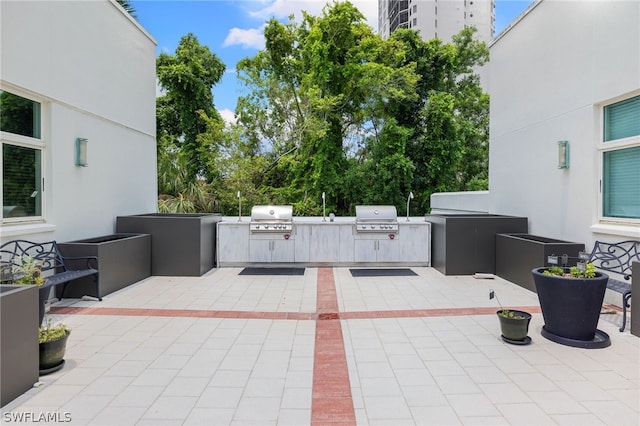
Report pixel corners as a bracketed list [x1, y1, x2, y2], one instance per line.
[312, 267, 356, 425]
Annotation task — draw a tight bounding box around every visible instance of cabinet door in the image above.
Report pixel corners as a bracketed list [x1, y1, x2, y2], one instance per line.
[376, 239, 399, 262]
[309, 225, 340, 262]
[249, 239, 272, 263]
[218, 224, 250, 263]
[354, 240, 377, 262]
[271, 239, 295, 262]
[294, 226, 311, 263]
[338, 225, 355, 263]
[398, 225, 429, 263]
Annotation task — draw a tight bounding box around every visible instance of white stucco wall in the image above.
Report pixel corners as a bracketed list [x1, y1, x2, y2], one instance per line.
[488, 0, 640, 246]
[1, 0, 157, 243]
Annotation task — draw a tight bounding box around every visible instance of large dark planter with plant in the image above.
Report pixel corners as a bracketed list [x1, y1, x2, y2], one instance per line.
[497, 309, 532, 344]
[1, 285, 38, 407]
[426, 214, 528, 275]
[496, 234, 585, 292]
[57, 233, 151, 299]
[532, 267, 610, 348]
[116, 213, 222, 276]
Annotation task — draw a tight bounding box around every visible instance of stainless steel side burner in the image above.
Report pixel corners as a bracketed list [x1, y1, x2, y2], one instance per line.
[355, 205, 399, 233]
[250, 205, 293, 232]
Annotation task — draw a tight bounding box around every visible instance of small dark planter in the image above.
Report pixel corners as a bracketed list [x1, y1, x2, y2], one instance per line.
[39, 331, 70, 375]
[532, 268, 611, 348]
[497, 310, 532, 344]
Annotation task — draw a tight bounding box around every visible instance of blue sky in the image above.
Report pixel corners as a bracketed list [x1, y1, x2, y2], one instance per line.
[131, 0, 534, 122]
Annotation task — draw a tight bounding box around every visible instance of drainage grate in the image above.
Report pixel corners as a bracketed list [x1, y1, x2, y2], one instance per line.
[239, 267, 305, 276]
[349, 268, 417, 277]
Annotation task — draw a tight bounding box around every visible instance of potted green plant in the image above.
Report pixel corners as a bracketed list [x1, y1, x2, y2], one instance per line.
[490, 290, 532, 344]
[39, 319, 70, 375]
[532, 262, 610, 348]
[10, 256, 49, 326]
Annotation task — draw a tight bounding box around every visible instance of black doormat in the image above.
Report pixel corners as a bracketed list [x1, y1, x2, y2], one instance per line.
[349, 268, 417, 277]
[239, 267, 306, 276]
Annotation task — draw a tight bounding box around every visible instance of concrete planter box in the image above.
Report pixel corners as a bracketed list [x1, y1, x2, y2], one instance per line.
[425, 214, 528, 275]
[1, 285, 38, 407]
[57, 233, 151, 299]
[116, 213, 222, 276]
[496, 234, 585, 292]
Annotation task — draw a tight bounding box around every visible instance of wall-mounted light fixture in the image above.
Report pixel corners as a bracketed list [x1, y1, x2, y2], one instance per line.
[557, 140, 569, 169]
[75, 138, 88, 167]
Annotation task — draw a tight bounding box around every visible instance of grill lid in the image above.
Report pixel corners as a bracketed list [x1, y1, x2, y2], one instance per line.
[250, 205, 293, 232]
[250, 205, 293, 222]
[355, 205, 399, 232]
[355, 205, 398, 222]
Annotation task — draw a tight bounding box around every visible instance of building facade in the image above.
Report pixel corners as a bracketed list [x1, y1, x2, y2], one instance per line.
[0, 0, 158, 244]
[378, 0, 495, 44]
[432, 0, 640, 248]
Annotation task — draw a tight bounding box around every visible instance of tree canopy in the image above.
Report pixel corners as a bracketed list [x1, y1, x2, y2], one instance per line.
[155, 1, 489, 216]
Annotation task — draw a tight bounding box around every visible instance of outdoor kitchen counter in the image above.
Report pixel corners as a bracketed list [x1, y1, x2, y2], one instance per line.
[217, 217, 430, 267]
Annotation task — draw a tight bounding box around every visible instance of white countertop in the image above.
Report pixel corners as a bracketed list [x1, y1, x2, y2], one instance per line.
[219, 216, 428, 224]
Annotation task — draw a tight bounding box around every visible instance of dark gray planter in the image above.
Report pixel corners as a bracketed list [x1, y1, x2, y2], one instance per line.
[116, 213, 222, 276]
[532, 267, 610, 348]
[496, 234, 585, 292]
[1, 285, 38, 407]
[57, 233, 151, 299]
[425, 214, 528, 275]
[632, 261, 639, 337]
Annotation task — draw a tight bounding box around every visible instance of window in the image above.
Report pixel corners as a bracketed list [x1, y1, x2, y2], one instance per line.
[601, 95, 640, 221]
[1, 90, 44, 222]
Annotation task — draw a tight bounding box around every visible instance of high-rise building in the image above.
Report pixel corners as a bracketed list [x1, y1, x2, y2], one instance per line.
[378, 0, 495, 44]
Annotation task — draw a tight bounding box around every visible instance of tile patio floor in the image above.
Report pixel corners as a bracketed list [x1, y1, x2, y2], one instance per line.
[1, 267, 638, 425]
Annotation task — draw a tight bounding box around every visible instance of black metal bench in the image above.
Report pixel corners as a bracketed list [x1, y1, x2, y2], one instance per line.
[587, 240, 638, 332]
[0, 239, 101, 301]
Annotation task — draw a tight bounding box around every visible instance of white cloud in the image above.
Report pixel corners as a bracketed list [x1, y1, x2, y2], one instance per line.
[223, 27, 265, 49]
[219, 108, 237, 125]
[247, 0, 378, 32]
[223, 0, 379, 51]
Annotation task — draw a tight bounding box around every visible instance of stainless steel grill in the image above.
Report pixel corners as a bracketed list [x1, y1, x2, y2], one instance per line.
[355, 205, 399, 232]
[250, 205, 293, 232]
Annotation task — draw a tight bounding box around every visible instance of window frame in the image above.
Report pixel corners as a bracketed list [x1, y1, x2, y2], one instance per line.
[1, 88, 47, 226]
[597, 92, 640, 226]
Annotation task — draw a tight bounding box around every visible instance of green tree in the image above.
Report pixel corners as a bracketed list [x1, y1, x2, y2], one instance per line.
[157, 33, 226, 183]
[384, 27, 489, 211]
[236, 1, 417, 214]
